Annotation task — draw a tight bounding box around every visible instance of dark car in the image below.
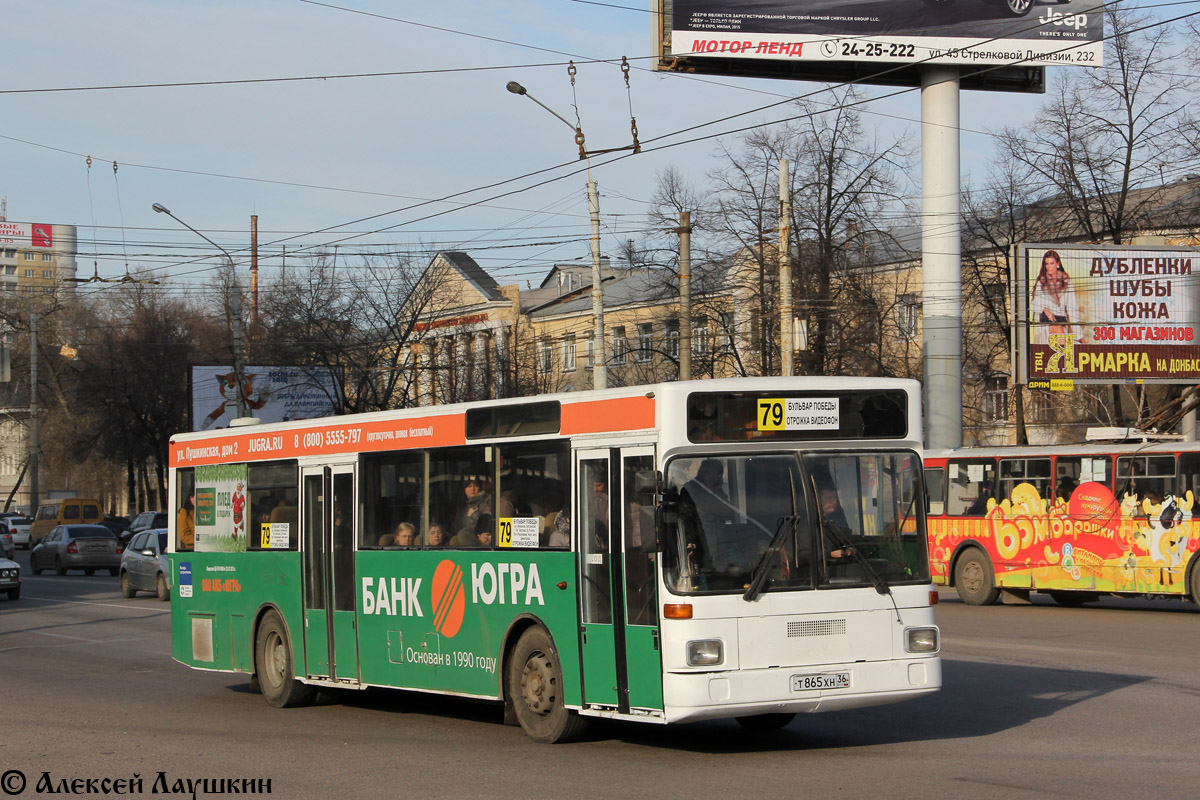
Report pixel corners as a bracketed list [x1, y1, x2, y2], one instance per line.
[101, 515, 131, 537]
[121, 511, 167, 546]
[30, 525, 124, 576]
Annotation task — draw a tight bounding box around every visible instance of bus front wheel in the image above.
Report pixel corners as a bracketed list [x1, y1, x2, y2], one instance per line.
[954, 549, 1000, 606]
[507, 626, 588, 743]
[255, 611, 315, 708]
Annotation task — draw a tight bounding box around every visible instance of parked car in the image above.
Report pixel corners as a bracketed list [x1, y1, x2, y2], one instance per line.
[100, 515, 131, 538]
[29, 524, 124, 576]
[1, 516, 32, 549]
[120, 528, 171, 601]
[122, 511, 168, 546]
[0, 554, 19, 600]
[0, 529, 12, 559]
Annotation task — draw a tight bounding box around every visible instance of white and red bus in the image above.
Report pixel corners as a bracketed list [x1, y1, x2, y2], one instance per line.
[925, 442, 1200, 607]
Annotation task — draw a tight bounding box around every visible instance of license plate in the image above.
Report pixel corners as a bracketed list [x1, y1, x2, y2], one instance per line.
[791, 672, 850, 691]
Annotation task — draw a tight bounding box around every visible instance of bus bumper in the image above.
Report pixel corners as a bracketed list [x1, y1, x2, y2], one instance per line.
[661, 655, 941, 723]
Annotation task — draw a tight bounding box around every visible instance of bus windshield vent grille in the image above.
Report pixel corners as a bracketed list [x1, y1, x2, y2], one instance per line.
[787, 619, 847, 638]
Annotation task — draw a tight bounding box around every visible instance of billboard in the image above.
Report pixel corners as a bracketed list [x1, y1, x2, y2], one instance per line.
[1015, 244, 1200, 385]
[191, 365, 342, 430]
[0, 221, 53, 248]
[661, 0, 1103, 71]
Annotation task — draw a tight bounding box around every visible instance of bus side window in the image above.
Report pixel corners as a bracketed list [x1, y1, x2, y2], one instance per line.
[924, 467, 944, 516]
[1180, 454, 1200, 501]
[999, 457, 1050, 506]
[361, 452, 424, 549]
[495, 441, 571, 549]
[946, 460, 996, 516]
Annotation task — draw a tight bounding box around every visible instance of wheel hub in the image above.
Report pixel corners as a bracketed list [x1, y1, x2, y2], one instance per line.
[521, 653, 553, 716]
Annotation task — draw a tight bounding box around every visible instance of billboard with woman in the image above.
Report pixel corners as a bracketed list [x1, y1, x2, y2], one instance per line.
[1017, 243, 1200, 384]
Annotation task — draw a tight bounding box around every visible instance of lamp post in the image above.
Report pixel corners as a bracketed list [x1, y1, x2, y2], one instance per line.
[152, 202, 249, 419]
[506, 81, 607, 390]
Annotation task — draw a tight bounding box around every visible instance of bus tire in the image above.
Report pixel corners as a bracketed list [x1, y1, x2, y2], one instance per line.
[1190, 561, 1200, 610]
[954, 549, 1000, 606]
[736, 712, 796, 731]
[255, 611, 315, 709]
[507, 626, 587, 743]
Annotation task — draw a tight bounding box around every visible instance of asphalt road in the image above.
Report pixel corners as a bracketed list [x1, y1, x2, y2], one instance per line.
[2, 552, 1196, 800]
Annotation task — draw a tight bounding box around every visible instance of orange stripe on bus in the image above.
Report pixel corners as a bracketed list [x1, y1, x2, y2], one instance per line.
[434, 564, 462, 630]
[561, 396, 655, 435]
[169, 413, 467, 468]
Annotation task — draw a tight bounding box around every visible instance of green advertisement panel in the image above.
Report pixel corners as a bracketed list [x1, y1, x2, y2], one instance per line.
[195, 463, 249, 553]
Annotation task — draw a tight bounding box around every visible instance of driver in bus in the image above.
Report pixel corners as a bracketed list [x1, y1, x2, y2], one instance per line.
[818, 485, 856, 560]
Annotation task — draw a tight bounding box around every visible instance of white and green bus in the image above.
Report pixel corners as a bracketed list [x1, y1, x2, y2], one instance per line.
[168, 377, 940, 742]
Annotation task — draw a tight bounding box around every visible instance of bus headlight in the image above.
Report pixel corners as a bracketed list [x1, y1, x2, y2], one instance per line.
[686, 639, 724, 666]
[905, 627, 939, 653]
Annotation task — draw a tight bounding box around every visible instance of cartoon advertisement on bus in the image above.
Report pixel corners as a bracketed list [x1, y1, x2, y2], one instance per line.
[195, 463, 250, 553]
[930, 481, 1200, 595]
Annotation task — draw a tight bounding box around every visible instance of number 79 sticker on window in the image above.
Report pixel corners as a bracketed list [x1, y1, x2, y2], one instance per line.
[757, 398, 840, 431]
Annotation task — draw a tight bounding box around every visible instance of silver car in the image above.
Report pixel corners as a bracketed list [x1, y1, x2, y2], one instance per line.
[120, 528, 170, 601]
[30, 524, 122, 576]
[0, 528, 12, 559]
[0, 555, 19, 600]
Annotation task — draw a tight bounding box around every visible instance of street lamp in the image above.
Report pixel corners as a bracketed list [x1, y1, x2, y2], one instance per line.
[153, 202, 249, 419]
[506, 81, 607, 390]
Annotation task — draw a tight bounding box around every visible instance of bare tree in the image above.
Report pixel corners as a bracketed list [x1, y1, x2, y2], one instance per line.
[994, 8, 1185, 245]
[256, 250, 446, 413]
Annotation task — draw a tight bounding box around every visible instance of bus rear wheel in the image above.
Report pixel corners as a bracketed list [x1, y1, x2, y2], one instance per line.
[1190, 563, 1200, 610]
[255, 611, 315, 708]
[954, 549, 1000, 606]
[507, 626, 588, 743]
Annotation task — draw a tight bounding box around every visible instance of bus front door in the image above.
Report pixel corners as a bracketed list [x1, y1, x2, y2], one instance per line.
[301, 464, 360, 683]
[576, 447, 664, 714]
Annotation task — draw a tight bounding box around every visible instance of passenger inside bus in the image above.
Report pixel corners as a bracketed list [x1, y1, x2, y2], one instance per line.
[682, 459, 735, 571]
[1056, 476, 1078, 502]
[965, 485, 994, 516]
[394, 522, 416, 547]
[426, 523, 447, 547]
[453, 479, 492, 547]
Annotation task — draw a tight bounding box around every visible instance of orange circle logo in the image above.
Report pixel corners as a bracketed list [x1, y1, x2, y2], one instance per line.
[431, 559, 466, 638]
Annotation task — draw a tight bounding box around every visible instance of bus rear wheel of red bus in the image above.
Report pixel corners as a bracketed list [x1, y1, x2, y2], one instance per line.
[255, 611, 315, 708]
[507, 626, 588, 743]
[954, 549, 1000, 606]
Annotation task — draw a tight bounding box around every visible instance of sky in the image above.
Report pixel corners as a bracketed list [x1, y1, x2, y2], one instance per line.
[1, 0, 1072, 296]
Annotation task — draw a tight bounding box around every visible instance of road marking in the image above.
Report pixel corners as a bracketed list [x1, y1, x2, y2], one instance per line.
[14, 594, 170, 613]
[0, 636, 147, 654]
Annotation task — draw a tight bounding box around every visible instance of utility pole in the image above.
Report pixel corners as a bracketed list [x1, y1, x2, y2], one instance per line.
[779, 159, 794, 377]
[588, 177, 607, 390]
[676, 211, 692, 381]
[28, 310, 38, 514]
[250, 214, 259, 327]
[230, 282, 249, 419]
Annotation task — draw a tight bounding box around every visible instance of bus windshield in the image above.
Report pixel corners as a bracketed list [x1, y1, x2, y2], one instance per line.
[664, 451, 929, 595]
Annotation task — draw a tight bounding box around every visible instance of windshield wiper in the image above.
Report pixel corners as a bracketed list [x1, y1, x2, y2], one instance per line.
[821, 518, 891, 597]
[743, 515, 795, 602]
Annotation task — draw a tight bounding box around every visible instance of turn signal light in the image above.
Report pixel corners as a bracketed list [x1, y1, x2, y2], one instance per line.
[663, 603, 693, 619]
[929, 590, 940, 606]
